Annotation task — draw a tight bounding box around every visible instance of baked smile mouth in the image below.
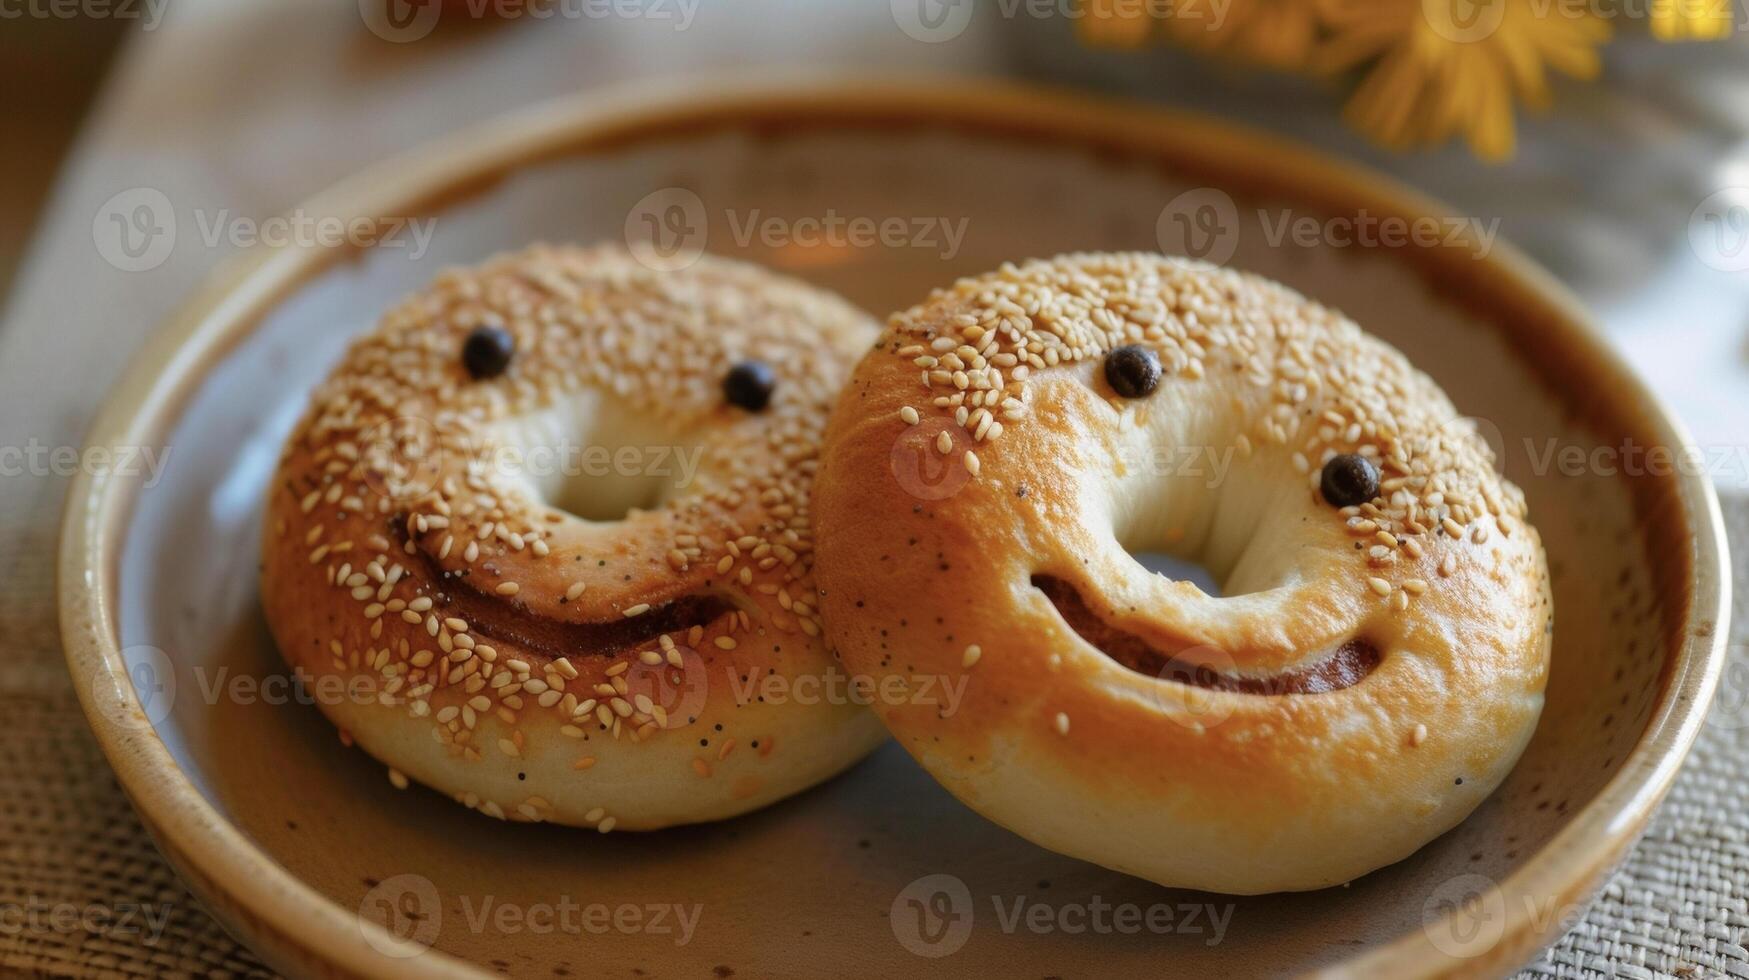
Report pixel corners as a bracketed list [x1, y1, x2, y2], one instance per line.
[1032, 575, 1379, 695]
[393, 515, 736, 660]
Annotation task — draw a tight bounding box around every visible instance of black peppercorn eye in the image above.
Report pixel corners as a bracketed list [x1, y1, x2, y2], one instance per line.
[1319, 453, 1380, 508]
[1103, 345, 1162, 399]
[723, 360, 776, 412]
[461, 326, 515, 380]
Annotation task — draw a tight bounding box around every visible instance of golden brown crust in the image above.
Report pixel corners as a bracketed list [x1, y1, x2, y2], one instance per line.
[815, 253, 1551, 893]
[260, 244, 888, 829]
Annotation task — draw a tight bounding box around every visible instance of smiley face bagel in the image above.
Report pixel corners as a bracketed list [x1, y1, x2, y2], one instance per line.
[814, 253, 1552, 893]
[260, 244, 889, 830]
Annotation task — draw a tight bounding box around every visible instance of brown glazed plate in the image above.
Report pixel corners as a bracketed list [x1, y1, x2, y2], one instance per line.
[58, 76, 1731, 979]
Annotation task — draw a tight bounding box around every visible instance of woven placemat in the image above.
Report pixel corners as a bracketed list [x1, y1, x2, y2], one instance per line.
[3, 499, 1743, 979]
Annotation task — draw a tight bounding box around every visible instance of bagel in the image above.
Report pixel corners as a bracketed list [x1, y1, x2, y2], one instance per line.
[814, 253, 1551, 893]
[260, 243, 888, 830]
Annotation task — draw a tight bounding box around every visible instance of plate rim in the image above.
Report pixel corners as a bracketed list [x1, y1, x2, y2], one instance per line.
[56, 71, 1732, 980]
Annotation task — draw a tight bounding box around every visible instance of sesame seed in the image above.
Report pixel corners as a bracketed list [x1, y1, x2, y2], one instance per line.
[962, 644, 982, 668]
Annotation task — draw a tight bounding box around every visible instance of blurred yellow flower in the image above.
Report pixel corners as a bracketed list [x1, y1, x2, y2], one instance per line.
[1075, 0, 1731, 160]
[1314, 0, 1609, 160]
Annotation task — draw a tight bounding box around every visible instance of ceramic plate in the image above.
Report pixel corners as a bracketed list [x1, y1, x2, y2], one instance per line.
[59, 77, 1730, 979]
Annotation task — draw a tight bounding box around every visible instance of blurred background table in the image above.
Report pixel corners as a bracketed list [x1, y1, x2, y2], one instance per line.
[0, 1, 1744, 977]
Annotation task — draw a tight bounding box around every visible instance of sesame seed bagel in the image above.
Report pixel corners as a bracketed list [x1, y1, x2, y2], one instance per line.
[815, 253, 1552, 893]
[260, 244, 888, 830]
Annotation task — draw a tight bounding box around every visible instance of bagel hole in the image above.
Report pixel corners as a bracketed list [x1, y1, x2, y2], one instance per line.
[1127, 550, 1223, 597]
[1108, 478, 1288, 599]
[486, 391, 706, 524]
